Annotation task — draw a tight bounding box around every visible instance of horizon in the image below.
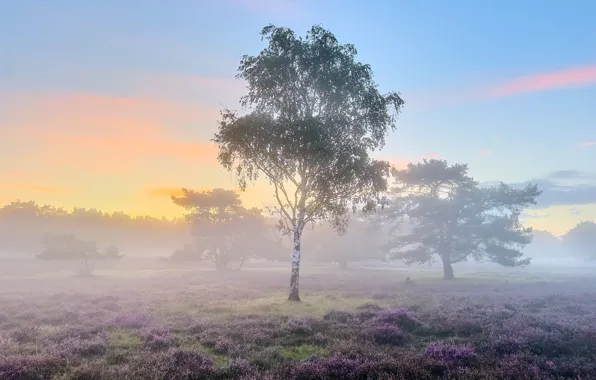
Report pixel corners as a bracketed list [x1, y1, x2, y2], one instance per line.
[0, 197, 590, 238]
[2, 0, 596, 236]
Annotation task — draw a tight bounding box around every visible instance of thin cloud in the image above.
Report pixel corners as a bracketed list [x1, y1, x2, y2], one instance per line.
[43, 136, 220, 164]
[569, 207, 582, 215]
[2, 92, 224, 174]
[146, 187, 241, 198]
[499, 170, 596, 208]
[410, 65, 596, 110]
[478, 150, 492, 157]
[486, 65, 596, 98]
[385, 158, 410, 170]
[3, 92, 220, 138]
[0, 184, 70, 195]
[579, 141, 596, 147]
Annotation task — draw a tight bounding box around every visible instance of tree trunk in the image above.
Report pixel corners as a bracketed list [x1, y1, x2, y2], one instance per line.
[237, 256, 246, 271]
[288, 223, 303, 302]
[339, 259, 348, 270]
[442, 255, 455, 280]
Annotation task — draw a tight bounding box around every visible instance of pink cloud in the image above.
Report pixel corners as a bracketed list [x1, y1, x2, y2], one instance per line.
[145, 187, 241, 198]
[579, 141, 596, 147]
[478, 150, 492, 157]
[0, 184, 70, 195]
[386, 158, 410, 170]
[486, 65, 596, 98]
[1, 92, 224, 175]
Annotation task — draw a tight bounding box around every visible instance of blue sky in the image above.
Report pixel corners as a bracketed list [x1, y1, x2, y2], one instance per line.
[1, 0, 595, 234]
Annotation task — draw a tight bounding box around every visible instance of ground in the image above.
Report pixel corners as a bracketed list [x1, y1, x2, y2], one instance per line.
[1, 258, 596, 379]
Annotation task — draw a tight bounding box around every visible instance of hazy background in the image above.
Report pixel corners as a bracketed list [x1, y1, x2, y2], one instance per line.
[2, 0, 596, 238]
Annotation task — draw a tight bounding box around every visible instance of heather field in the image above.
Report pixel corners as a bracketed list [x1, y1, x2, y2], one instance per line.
[1, 264, 596, 379]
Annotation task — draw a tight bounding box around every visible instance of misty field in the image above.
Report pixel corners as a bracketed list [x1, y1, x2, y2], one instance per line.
[1, 263, 596, 379]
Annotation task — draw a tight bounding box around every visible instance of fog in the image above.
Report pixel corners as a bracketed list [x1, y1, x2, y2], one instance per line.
[1, 197, 596, 379]
[3, 5, 596, 377]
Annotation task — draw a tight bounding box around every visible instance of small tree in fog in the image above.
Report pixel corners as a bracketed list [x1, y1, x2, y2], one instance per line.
[562, 221, 596, 260]
[385, 159, 541, 280]
[171, 188, 275, 270]
[213, 24, 403, 301]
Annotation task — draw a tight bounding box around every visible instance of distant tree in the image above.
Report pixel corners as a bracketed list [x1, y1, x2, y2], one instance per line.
[36, 234, 123, 261]
[385, 159, 541, 280]
[171, 188, 278, 270]
[213, 25, 403, 301]
[103, 245, 124, 259]
[0, 200, 40, 219]
[562, 221, 596, 260]
[170, 244, 204, 262]
[302, 217, 387, 269]
[0, 199, 189, 256]
[37, 234, 100, 260]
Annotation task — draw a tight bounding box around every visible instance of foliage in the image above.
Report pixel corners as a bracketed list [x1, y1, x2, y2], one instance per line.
[385, 159, 541, 279]
[561, 221, 596, 260]
[170, 244, 203, 262]
[213, 24, 403, 300]
[0, 200, 188, 255]
[171, 188, 282, 270]
[103, 245, 122, 259]
[36, 234, 123, 264]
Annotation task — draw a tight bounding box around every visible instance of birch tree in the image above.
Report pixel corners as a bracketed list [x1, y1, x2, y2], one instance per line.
[213, 25, 403, 301]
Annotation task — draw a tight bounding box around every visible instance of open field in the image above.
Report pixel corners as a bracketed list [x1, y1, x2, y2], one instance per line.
[1, 262, 596, 379]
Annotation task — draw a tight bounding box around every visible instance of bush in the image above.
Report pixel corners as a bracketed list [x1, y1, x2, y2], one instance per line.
[138, 327, 175, 350]
[0, 355, 67, 380]
[423, 341, 476, 367]
[361, 323, 405, 345]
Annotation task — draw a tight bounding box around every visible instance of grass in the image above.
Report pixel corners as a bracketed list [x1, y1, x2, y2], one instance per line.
[1, 266, 596, 379]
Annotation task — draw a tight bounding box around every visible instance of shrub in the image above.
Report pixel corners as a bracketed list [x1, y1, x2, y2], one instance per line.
[424, 341, 476, 367]
[323, 310, 354, 324]
[286, 317, 317, 334]
[373, 308, 422, 331]
[0, 355, 67, 380]
[149, 349, 215, 379]
[214, 338, 234, 355]
[44, 335, 108, 358]
[139, 327, 175, 350]
[362, 323, 405, 345]
[111, 312, 152, 328]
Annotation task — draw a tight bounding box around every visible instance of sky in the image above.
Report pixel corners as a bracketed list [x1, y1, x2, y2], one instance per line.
[1, 0, 595, 235]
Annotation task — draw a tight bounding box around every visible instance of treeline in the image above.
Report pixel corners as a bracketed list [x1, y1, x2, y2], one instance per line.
[527, 223, 596, 261]
[0, 200, 190, 257]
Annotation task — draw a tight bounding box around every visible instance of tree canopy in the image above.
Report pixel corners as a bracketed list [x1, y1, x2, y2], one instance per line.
[384, 159, 541, 280]
[213, 24, 403, 300]
[561, 221, 596, 260]
[0, 200, 188, 256]
[36, 234, 123, 261]
[171, 188, 282, 270]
